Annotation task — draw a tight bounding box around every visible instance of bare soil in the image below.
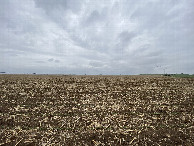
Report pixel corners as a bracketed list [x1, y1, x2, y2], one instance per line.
[0, 75, 193, 145]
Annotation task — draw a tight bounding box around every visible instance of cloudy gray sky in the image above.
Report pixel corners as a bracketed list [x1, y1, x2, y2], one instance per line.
[0, 0, 193, 74]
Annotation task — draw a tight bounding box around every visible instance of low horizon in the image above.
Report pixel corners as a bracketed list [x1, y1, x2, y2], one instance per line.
[0, 72, 193, 76]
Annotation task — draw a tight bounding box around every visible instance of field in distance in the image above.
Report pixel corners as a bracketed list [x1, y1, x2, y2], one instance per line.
[0, 74, 193, 145]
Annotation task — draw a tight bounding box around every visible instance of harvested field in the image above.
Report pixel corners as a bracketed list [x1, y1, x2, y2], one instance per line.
[0, 74, 193, 145]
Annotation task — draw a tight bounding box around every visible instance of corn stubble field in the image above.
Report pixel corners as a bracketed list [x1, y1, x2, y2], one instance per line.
[0, 75, 193, 145]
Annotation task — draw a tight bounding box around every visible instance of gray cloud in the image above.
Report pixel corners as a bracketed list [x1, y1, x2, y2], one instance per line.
[48, 58, 54, 62]
[48, 58, 60, 63]
[54, 60, 60, 63]
[0, 0, 193, 74]
[36, 61, 45, 63]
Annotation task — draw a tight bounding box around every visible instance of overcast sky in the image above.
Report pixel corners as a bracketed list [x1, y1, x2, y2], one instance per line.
[0, 0, 193, 74]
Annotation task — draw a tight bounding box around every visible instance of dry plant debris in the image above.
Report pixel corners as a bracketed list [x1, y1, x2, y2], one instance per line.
[0, 74, 193, 145]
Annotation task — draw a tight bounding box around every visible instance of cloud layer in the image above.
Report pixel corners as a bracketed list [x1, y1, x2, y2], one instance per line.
[0, 0, 194, 74]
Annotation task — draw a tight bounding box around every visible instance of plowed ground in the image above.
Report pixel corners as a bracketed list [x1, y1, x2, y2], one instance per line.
[0, 75, 193, 145]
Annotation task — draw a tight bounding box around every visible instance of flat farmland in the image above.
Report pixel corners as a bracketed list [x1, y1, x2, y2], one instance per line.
[0, 75, 193, 145]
